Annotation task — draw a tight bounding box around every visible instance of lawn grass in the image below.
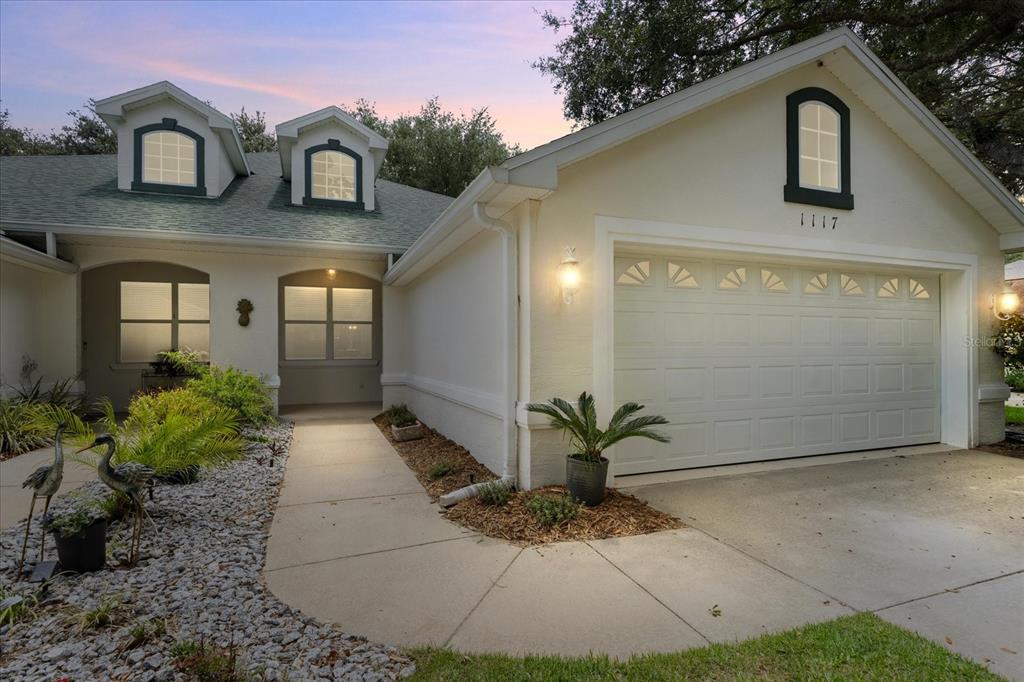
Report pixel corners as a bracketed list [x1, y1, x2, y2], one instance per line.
[407, 613, 1003, 681]
[1005, 405, 1024, 425]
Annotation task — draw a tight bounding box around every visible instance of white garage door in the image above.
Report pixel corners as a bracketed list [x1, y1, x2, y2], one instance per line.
[613, 253, 941, 475]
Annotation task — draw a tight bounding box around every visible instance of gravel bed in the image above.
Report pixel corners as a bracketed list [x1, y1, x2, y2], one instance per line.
[0, 421, 414, 681]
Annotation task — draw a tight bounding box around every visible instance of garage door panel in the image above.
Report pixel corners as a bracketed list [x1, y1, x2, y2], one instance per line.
[613, 254, 940, 476]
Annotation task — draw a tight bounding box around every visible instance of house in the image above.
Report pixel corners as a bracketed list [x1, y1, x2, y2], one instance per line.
[1006, 260, 1024, 296]
[2, 29, 1022, 490]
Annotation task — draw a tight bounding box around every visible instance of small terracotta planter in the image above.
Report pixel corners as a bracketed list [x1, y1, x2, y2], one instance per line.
[391, 421, 425, 442]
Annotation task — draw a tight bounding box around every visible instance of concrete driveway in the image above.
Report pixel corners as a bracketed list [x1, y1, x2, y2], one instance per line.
[628, 450, 1024, 680]
[265, 411, 1022, 679]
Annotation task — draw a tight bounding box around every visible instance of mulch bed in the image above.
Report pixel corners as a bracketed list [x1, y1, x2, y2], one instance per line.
[373, 414, 498, 500]
[445, 485, 683, 546]
[374, 415, 683, 545]
[976, 438, 1024, 460]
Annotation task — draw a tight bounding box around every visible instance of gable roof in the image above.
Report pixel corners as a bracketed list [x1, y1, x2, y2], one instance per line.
[276, 106, 389, 181]
[94, 80, 251, 177]
[0, 153, 453, 253]
[387, 28, 1024, 285]
[504, 27, 1023, 234]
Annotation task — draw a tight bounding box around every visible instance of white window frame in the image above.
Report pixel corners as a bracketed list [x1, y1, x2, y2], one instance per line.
[798, 101, 841, 193]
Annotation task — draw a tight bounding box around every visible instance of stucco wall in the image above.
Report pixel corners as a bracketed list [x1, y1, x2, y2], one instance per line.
[521, 62, 1005, 485]
[66, 242, 386, 408]
[289, 121, 375, 210]
[383, 230, 506, 475]
[0, 259, 77, 394]
[116, 100, 237, 197]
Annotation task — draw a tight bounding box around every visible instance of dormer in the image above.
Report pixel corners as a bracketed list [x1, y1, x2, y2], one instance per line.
[95, 81, 250, 198]
[275, 107, 388, 211]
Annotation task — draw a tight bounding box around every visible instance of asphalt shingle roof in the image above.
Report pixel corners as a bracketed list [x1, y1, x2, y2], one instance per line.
[0, 152, 453, 250]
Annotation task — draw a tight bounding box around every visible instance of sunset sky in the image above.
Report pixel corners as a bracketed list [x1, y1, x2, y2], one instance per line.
[0, 0, 576, 150]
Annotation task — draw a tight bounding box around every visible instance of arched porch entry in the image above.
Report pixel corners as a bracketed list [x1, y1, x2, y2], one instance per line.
[81, 261, 209, 410]
[277, 268, 382, 407]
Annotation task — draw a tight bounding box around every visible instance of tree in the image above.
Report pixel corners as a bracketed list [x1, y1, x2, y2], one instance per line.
[1, 106, 57, 155]
[535, 0, 1024, 195]
[48, 99, 116, 154]
[346, 98, 521, 197]
[232, 107, 277, 152]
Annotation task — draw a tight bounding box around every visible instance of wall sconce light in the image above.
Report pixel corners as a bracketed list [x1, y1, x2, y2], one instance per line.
[993, 288, 1021, 321]
[327, 268, 337, 279]
[558, 247, 580, 304]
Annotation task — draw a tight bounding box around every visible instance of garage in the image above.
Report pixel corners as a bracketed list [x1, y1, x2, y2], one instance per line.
[613, 251, 941, 475]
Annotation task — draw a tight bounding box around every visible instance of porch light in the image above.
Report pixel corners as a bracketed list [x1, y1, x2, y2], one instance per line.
[994, 289, 1021, 321]
[558, 247, 580, 304]
[327, 268, 337, 279]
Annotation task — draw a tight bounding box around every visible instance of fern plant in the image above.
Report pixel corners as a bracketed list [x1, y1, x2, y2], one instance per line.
[526, 391, 670, 462]
[74, 398, 243, 478]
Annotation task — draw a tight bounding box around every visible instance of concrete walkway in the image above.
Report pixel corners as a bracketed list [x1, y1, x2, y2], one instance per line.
[1, 448, 96, 529]
[265, 410, 1023, 678]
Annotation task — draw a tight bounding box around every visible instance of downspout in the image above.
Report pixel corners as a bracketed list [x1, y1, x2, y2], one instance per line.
[438, 203, 518, 507]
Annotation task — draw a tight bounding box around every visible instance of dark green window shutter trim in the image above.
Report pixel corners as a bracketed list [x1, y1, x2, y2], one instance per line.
[784, 87, 854, 211]
[131, 118, 207, 196]
[303, 140, 365, 210]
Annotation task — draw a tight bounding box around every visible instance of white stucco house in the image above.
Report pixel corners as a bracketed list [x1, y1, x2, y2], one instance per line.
[3, 29, 1022, 490]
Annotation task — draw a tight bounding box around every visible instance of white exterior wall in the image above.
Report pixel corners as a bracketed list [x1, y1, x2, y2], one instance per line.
[382, 230, 506, 475]
[289, 121, 375, 210]
[519, 62, 1006, 486]
[66, 242, 386, 407]
[0, 258, 77, 393]
[116, 100, 237, 197]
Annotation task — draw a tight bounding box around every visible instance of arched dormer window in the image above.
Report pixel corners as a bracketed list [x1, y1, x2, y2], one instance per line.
[784, 88, 853, 210]
[304, 139, 364, 209]
[132, 118, 206, 196]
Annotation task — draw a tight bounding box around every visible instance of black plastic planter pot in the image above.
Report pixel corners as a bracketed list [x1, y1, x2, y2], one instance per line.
[53, 519, 107, 573]
[565, 456, 609, 506]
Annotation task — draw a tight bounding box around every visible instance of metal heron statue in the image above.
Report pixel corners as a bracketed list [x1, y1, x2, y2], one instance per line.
[17, 422, 67, 579]
[76, 434, 155, 566]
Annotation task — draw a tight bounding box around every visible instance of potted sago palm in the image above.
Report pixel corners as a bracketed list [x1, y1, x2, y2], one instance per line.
[527, 392, 670, 506]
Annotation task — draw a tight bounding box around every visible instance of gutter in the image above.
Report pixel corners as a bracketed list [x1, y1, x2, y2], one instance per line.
[0, 235, 78, 273]
[438, 202, 518, 506]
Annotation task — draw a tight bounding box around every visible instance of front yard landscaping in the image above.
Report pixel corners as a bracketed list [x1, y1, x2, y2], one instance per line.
[407, 613, 1005, 681]
[375, 405, 681, 545]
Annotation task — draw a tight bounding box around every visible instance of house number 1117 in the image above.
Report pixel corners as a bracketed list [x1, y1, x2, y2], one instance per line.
[801, 212, 838, 230]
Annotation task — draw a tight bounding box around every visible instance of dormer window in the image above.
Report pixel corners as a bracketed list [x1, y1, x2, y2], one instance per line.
[131, 118, 206, 196]
[784, 88, 853, 210]
[304, 140, 364, 209]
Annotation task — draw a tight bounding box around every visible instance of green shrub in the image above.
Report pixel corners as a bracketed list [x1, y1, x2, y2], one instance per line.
[387, 404, 418, 428]
[1007, 366, 1024, 391]
[76, 398, 244, 478]
[477, 480, 513, 506]
[126, 388, 224, 424]
[526, 493, 581, 527]
[428, 458, 458, 479]
[0, 400, 49, 456]
[158, 351, 273, 426]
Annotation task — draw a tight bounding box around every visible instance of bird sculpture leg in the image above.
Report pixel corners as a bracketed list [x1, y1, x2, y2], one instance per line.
[17, 496, 37, 580]
[130, 495, 144, 566]
[39, 495, 52, 562]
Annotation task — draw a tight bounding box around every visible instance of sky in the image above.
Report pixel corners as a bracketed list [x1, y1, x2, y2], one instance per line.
[0, 0, 576, 150]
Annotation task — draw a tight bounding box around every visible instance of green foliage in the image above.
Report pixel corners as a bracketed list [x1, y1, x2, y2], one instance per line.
[231, 107, 277, 152]
[74, 595, 123, 631]
[346, 97, 521, 197]
[526, 493, 581, 527]
[0, 582, 41, 629]
[126, 388, 224, 423]
[79, 397, 244, 478]
[1006, 406, 1024, 426]
[43, 494, 108, 538]
[1006, 366, 1024, 391]
[526, 392, 669, 462]
[1, 100, 115, 156]
[407, 613, 1003, 681]
[171, 639, 256, 682]
[994, 314, 1024, 368]
[534, 1, 1023, 195]
[158, 352, 272, 426]
[428, 458, 458, 480]
[476, 480, 514, 506]
[0, 400, 50, 456]
[125, 617, 167, 650]
[387, 404, 418, 428]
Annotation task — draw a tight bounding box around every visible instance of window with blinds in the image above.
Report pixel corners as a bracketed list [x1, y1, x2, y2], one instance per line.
[119, 281, 209, 363]
[283, 285, 372, 361]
